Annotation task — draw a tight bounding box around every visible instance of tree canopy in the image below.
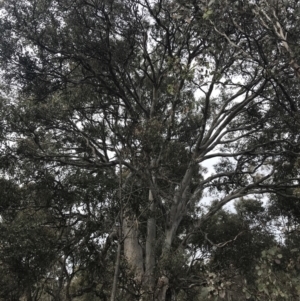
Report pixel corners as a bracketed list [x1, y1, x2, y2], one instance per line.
[0, 0, 300, 300]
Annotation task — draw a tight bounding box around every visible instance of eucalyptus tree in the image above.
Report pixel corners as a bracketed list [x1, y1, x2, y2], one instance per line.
[0, 0, 300, 300]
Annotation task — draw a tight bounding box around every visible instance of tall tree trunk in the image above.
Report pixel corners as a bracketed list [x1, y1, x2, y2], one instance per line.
[156, 162, 196, 301]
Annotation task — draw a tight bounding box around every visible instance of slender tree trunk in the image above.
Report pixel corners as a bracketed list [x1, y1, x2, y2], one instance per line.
[142, 156, 159, 301]
[110, 240, 121, 301]
[110, 162, 124, 301]
[143, 189, 156, 300]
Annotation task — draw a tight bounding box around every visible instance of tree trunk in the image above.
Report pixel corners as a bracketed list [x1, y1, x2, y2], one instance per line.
[142, 189, 156, 300]
[122, 214, 144, 284]
[110, 240, 121, 301]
